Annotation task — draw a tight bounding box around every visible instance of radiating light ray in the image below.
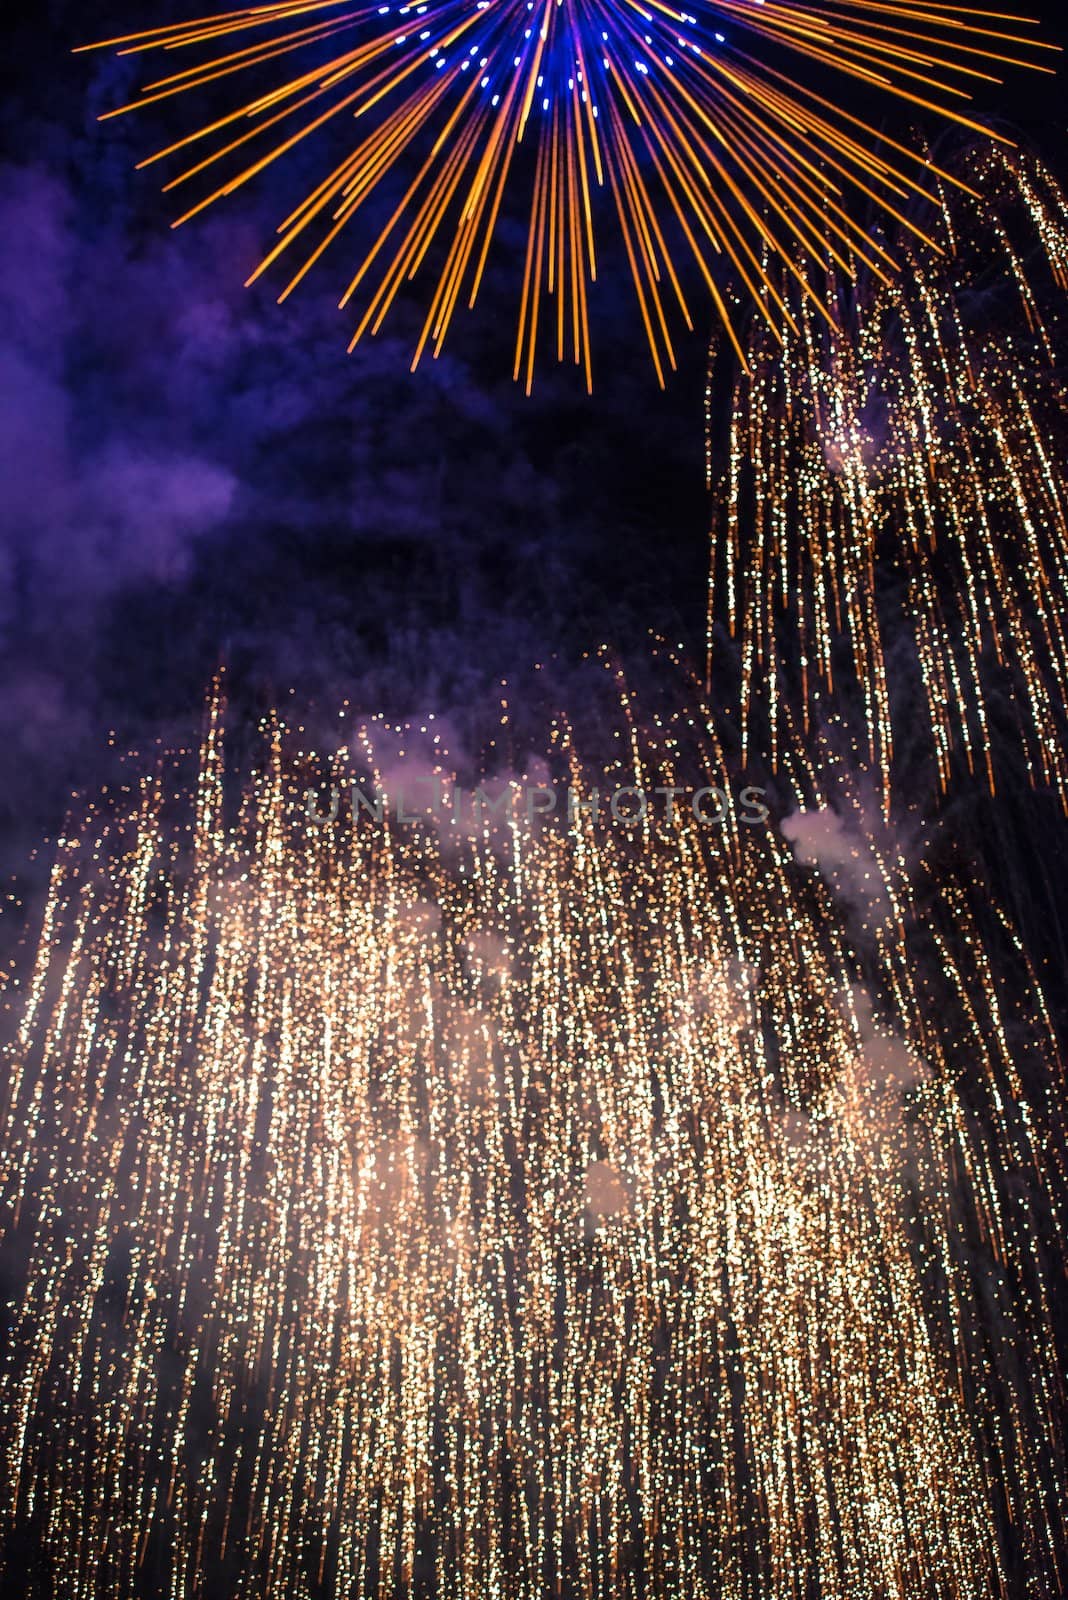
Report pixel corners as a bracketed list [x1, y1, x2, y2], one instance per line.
[707, 144, 1068, 813]
[1, 670, 1065, 1596]
[78, 1, 1055, 386]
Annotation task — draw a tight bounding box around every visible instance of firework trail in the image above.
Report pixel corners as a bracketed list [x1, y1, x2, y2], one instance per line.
[1, 670, 1064, 1597]
[77, 3, 1055, 388]
[707, 144, 1068, 814]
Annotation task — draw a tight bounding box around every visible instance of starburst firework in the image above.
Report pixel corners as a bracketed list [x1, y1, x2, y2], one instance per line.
[78, 2, 1056, 386]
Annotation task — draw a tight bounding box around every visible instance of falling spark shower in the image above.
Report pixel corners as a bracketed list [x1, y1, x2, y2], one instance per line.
[1, 674, 1065, 1598]
[707, 144, 1068, 811]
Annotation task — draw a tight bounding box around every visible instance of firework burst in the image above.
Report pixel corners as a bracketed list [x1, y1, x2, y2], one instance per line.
[78, 2, 1055, 387]
[707, 144, 1068, 812]
[1, 674, 1065, 1596]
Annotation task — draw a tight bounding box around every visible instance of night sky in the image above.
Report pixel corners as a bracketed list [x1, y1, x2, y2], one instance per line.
[1, 0, 1065, 889]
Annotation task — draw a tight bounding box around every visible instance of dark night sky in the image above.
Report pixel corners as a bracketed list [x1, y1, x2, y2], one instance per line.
[0, 0, 1065, 887]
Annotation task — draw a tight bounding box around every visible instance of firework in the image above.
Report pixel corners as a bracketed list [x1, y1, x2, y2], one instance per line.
[707, 144, 1068, 812]
[1, 672, 1064, 1597]
[77, 4, 1055, 388]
